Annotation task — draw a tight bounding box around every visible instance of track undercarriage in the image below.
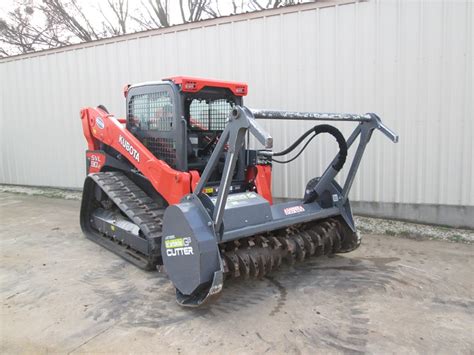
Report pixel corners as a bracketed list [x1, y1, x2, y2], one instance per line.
[80, 172, 164, 270]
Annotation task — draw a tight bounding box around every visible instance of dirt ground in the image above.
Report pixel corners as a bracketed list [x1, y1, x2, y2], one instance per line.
[0, 192, 473, 354]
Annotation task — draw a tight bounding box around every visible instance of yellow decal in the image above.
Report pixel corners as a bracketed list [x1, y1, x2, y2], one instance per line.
[165, 238, 185, 249]
[203, 187, 214, 194]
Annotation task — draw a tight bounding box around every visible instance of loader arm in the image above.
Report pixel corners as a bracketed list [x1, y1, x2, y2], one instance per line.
[80, 107, 192, 204]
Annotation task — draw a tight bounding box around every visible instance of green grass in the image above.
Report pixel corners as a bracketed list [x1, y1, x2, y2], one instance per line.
[357, 226, 371, 234]
[448, 234, 464, 243]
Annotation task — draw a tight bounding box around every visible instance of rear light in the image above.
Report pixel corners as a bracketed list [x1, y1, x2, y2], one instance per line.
[184, 81, 197, 91]
[235, 86, 247, 95]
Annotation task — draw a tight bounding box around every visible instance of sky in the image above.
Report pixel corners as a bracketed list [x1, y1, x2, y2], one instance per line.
[0, 0, 241, 25]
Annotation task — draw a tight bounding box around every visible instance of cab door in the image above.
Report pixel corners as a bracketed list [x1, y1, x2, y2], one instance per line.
[126, 83, 184, 170]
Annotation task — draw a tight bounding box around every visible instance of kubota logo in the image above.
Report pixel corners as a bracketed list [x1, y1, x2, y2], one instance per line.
[119, 135, 140, 162]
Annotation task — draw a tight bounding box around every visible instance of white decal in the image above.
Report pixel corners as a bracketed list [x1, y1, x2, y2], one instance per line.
[283, 205, 305, 215]
[166, 247, 194, 257]
[90, 154, 100, 168]
[119, 135, 140, 162]
[96, 117, 105, 129]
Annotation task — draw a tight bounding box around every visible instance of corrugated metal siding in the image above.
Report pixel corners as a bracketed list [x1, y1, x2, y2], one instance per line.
[0, 0, 472, 208]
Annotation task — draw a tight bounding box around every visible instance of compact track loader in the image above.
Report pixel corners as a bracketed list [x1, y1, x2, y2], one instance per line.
[80, 76, 398, 306]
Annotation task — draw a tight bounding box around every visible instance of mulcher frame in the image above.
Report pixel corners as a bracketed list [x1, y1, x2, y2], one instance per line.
[161, 105, 398, 306]
[190, 106, 399, 241]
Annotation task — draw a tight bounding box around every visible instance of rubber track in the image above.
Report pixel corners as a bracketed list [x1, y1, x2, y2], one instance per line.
[87, 171, 165, 267]
[220, 218, 358, 279]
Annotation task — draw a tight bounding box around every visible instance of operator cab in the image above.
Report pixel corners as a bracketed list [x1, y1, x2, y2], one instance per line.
[183, 86, 241, 172]
[125, 76, 248, 192]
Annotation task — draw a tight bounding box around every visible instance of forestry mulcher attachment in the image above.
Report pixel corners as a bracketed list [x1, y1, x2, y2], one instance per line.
[80, 76, 398, 306]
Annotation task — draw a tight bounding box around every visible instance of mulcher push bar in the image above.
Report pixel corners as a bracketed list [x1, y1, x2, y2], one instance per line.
[251, 109, 399, 143]
[250, 109, 371, 122]
[251, 109, 398, 205]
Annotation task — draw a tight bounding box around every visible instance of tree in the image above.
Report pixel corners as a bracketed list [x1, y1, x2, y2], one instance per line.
[178, 0, 209, 23]
[1, 0, 131, 56]
[231, 0, 246, 14]
[133, 0, 215, 26]
[248, 0, 298, 11]
[0, 1, 67, 55]
[101, 0, 130, 36]
[40, 0, 104, 42]
[131, 0, 170, 29]
[0, 0, 314, 57]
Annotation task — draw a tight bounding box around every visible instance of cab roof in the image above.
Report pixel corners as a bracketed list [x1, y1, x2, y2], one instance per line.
[164, 76, 248, 96]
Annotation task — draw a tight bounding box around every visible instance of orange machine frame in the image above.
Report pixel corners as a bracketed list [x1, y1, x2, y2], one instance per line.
[80, 104, 272, 205]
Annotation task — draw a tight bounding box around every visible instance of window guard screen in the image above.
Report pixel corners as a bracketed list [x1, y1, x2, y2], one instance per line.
[189, 99, 234, 131]
[128, 91, 173, 131]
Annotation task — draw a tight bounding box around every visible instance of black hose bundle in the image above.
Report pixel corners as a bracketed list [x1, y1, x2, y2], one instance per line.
[271, 124, 347, 171]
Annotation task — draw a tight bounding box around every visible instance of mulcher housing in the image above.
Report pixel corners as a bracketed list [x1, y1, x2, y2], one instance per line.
[79, 76, 398, 306]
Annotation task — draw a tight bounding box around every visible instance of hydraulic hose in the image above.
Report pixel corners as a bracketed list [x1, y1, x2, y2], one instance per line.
[270, 124, 348, 171]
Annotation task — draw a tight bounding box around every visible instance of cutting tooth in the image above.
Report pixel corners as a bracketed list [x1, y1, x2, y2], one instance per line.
[257, 237, 274, 275]
[223, 252, 240, 278]
[300, 230, 316, 256]
[221, 254, 230, 274]
[236, 250, 251, 279]
[258, 251, 269, 277]
[278, 236, 296, 265]
[268, 236, 283, 269]
[269, 235, 282, 250]
[292, 234, 306, 261]
[308, 225, 325, 256]
[328, 220, 342, 253]
[248, 249, 262, 278]
[332, 217, 358, 252]
[320, 221, 334, 255]
[257, 236, 269, 248]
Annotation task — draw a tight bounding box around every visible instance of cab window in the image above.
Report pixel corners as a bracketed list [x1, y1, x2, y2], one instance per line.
[189, 98, 234, 131]
[128, 91, 173, 131]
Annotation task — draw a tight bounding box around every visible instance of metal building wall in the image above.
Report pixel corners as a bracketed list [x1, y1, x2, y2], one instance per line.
[0, 0, 472, 227]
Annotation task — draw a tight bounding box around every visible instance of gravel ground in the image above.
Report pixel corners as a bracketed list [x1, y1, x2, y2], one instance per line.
[1, 183, 472, 244]
[1, 192, 473, 354]
[356, 216, 473, 244]
[0, 184, 82, 200]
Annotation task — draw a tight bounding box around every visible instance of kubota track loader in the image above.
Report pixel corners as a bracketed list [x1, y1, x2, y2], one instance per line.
[80, 76, 398, 306]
